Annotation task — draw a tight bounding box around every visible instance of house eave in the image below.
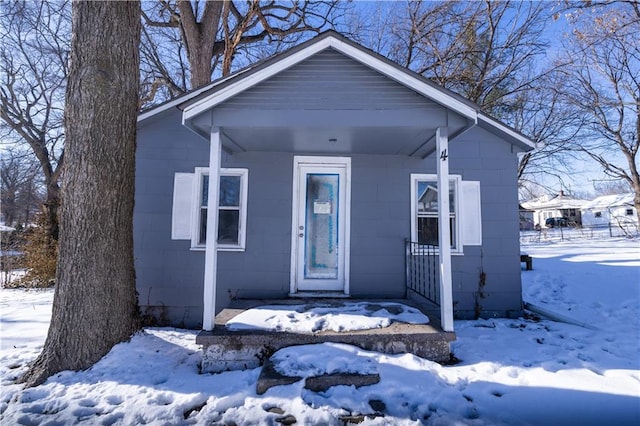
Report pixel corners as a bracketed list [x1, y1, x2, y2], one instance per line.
[137, 68, 254, 124]
[478, 113, 535, 151]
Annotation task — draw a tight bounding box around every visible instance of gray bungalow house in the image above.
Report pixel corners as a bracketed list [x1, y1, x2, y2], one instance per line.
[135, 31, 534, 333]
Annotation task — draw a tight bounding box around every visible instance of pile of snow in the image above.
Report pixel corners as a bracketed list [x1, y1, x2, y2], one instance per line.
[226, 302, 429, 333]
[1, 238, 638, 424]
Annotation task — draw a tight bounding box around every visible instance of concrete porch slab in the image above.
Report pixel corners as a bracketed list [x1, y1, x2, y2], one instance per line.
[197, 298, 456, 373]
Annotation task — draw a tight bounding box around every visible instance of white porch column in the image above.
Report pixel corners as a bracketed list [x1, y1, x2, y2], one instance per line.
[202, 127, 222, 330]
[436, 127, 454, 332]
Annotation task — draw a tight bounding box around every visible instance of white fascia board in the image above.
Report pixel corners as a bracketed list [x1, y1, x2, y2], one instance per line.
[183, 38, 335, 121]
[138, 69, 253, 123]
[138, 85, 214, 123]
[479, 113, 535, 150]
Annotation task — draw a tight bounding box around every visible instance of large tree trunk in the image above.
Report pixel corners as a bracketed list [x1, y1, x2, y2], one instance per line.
[177, 0, 223, 88]
[43, 182, 60, 241]
[23, 0, 141, 387]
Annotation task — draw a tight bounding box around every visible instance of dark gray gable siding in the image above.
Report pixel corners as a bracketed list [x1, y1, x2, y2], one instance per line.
[216, 49, 435, 111]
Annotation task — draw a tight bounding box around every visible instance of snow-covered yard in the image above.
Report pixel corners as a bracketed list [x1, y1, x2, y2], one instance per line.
[1, 238, 638, 425]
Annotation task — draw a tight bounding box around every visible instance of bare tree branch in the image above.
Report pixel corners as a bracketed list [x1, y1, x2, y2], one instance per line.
[0, 0, 69, 239]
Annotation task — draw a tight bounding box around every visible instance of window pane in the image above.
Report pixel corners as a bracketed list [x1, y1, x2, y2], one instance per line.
[198, 209, 240, 245]
[416, 180, 455, 213]
[219, 175, 241, 207]
[418, 217, 438, 245]
[304, 173, 339, 279]
[218, 210, 239, 244]
[199, 208, 207, 245]
[417, 217, 456, 249]
[202, 175, 209, 207]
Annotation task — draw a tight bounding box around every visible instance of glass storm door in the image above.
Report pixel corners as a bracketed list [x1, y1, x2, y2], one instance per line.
[293, 161, 348, 292]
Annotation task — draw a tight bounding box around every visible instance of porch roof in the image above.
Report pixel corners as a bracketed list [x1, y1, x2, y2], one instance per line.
[140, 31, 535, 157]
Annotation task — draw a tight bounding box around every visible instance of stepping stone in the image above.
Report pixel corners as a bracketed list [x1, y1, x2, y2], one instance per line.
[256, 358, 302, 395]
[275, 414, 297, 424]
[257, 358, 380, 394]
[368, 399, 386, 413]
[304, 372, 380, 393]
[339, 415, 365, 424]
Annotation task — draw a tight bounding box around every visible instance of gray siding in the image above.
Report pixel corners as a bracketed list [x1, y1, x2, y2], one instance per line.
[135, 114, 523, 327]
[135, 109, 209, 328]
[448, 127, 524, 319]
[218, 49, 433, 111]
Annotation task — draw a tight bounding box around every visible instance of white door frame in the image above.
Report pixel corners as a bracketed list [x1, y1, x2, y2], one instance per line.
[290, 156, 351, 295]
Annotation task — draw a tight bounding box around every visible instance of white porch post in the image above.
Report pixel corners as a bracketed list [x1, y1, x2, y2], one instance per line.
[202, 127, 222, 330]
[436, 127, 454, 332]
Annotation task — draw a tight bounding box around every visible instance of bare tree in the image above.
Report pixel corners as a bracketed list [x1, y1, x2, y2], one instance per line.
[514, 68, 587, 186]
[0, 149, 42, 227]
[139, 0, 342, 105]
[0, 0, 69, 241]
[377, 1, 551, 113]
[349, 1, 579, 187]
[560, 2, 640, 223]
[23, 0, 141, 387]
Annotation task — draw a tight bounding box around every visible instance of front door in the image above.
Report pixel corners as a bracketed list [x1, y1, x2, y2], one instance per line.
[291, 157, 350, 293]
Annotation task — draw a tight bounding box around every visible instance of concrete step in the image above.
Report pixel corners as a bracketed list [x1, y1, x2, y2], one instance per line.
[196, 299, 455, 374]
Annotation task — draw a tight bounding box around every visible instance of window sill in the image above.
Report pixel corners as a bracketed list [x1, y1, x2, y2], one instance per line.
[190, 246, 246, 252]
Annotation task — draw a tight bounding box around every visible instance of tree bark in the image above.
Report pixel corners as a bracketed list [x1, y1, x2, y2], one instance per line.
[177, 0, 223, 88]
[23, 0, 141, 387]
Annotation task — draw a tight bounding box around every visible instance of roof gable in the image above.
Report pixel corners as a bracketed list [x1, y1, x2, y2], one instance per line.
[181, 31, 477, 122]
[140, 30, 534, 151]
[217, 49, 435, 111]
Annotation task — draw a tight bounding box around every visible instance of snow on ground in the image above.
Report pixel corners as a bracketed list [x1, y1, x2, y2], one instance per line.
[226, 302, 429, 333]
[1, 238, 639, 425]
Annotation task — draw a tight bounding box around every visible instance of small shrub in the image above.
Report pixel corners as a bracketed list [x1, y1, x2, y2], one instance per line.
[16, 214, 57, 288]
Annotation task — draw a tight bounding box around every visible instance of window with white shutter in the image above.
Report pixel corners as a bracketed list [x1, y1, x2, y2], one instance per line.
[171, 168, 248, 251]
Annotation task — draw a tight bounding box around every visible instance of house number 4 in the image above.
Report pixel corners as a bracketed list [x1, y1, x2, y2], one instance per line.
[440, 149, 448, 162]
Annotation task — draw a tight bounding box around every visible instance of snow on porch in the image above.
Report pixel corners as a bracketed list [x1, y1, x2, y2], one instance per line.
[196, 299, 455, 373]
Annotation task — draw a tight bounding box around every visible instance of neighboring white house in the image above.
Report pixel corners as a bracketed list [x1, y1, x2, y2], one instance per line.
[581, 193, 638, 232]
[518, 204, 534, 231]
[521, 191, 589, 228]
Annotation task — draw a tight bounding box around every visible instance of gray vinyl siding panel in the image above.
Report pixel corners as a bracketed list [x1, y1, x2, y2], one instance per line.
[217, 49, 436, 111]
[135, 108, 210, 328]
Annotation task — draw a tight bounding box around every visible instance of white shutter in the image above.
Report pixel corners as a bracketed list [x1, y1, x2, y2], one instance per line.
[461, 180, 482, 246]
[171, 173, 195, 240]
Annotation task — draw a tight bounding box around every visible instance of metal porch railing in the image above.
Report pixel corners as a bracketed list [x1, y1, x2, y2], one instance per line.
[405, 239, 440, 307]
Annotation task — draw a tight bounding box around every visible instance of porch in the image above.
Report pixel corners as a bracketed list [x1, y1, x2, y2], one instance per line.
[197, 297, 455, 374]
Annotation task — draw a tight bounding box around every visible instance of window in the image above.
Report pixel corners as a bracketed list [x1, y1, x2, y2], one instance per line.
[193, 167, 248, 251]
[411, 174, 461, 252]
[626, 208, 633, 216]
[595, 211, 602, 218]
